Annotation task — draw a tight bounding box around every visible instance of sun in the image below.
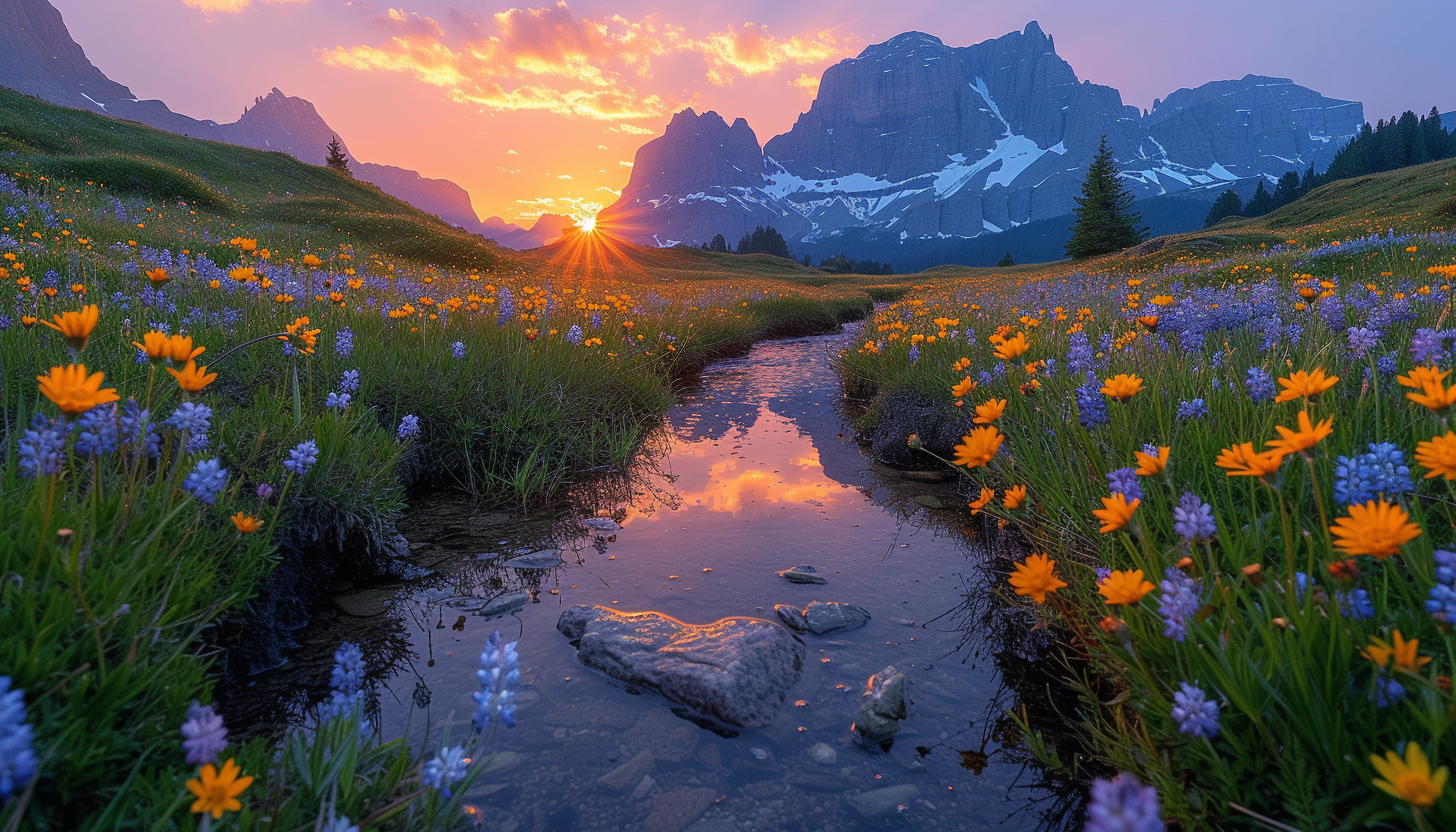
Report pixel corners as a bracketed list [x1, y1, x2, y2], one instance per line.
[575, 215, 597, 234]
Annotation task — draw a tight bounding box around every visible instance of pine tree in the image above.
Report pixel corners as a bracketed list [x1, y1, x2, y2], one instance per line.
[1066, 136, 1147, 259]
[1204, 189, 1243, 227]
[996, 251, 1015, 267]
[1271, 171, 1303, 208]
[325, 134, 351, 176]
[708, 233, 729, 253]
[802, 253, 812, 267]
[1243, 180, 1274, 217]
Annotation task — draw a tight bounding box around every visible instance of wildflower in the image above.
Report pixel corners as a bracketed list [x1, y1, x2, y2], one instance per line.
[132, 330, 171, 362]
[280, 316, 320, 354]
[186, 759, 253, 819]
[18, 413, 69, 477]
[1265, 410, 1333, 456]
[1171, 682, 1220, 737]
[40, 304, 99, 352]
[1335, 442, 1413, 505]
[972, 398, 1006, 424]
[1371, 743, 1449, 809]
[1085, 773, 1162, 832]
[1093, 494, 1139, 534]
[451, 341, 466, 359]
[230, 513, 262, 533]
[325, 392, 351, 410]
[38, 364, 119, 415]
[284, 439, 318, 476]
[1338, 588, 1375, 620]
[968, 487, 994, 514]
[1002, 484, 1027, 510]
[565, 324, 584, 345]
[497, 287, 515, 325]
[1134, 446, 1168, 476]
[1331, 500, 1421, 558]
[75, 403, 120, 456]
[422, 746, 469, 797]
[472, 630, 521, 732]
[146, 267, 171, 285]
[1372, 676, 1407, 707]
[319, 641, 367, 720]
[1410, 328, 1449, 364]
[0, 677, 38, 802]
[339, 369, 361, 393]
[164, 334, 205, 363]
[1175, 398, 1209, 420]
[1347, 326, 1382, 359]
[321, 813, 359, 832]
[181, 702, 229, 766]
[166, 359, 217, 393]
[1136, 314, 1159, 332]
[1245, 366, 1276, 402]
[1008, 553, 1066, 604]
[1427, 550, 1456, 622]
[335, 326, 355, 357]
[1099, 569, 1155, 605]
[1215, 442, 1285, 478]
[164, 402, 213, 434]
[1158, 567, 1202, 641]
[183, 459, 228, 504]
[1172, 492, 1217, 540]
[951, 377, 976, 398]
[1106, 467, 1143, 500]
[1101, 373, 1143, 401]
[1398, 365, 1456, 411]
[1363, 631, 1432, 674]
[1076, 376, 1109, 428]
[1416, 431, 1456, 479]
[398, 414, 420, 439]
[907, 345, 920, 364]
[952, 426, 1004, 469]
[993, 332, 1028, 360]
[1275, 368, 1338, 402]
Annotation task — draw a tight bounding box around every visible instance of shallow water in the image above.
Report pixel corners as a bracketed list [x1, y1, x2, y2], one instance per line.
[239, 327, 1065, 831]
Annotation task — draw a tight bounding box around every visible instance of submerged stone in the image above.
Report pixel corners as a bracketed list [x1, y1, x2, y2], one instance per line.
[777, 565, 828, 585]
[851, 665, 908, 747]
[557, 605, 806, 728]
[849, 784, 920, 818]
[503, 549, 564, 570]
[476, 589, 531, 618]
[775, 601, 870, 636]
[581, 516, 622, 532]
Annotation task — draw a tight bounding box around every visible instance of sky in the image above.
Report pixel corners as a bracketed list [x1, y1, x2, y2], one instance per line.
[52, 0, 1456, 226]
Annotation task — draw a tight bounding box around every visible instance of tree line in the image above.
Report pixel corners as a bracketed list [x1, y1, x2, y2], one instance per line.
[699, 226, 894, 274]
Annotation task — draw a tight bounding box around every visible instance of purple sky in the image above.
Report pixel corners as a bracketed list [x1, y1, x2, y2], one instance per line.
[52, 0, 1454, 223]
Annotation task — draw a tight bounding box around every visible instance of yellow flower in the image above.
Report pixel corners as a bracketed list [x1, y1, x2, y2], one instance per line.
[1371, 743, 1448, 809]
[952, 426, 1004, 469]
[972, 398, 1007, 425]
[1265, 410, 1334, 456]
[1362, 631, 1432, 675]
[145, 267, 170, 285]
[1008, 553, 1066, 604]
[230, 513, 263, 533]
[1330, 500, 1421, 559]
[40, 304, 99, 352]
[302, 253, 324, 268]
[165, 334, 205, 363]
[187, 758, 253, 819]
[38, 364, 119, 415]
[1215, 443, 1285, 478]
[280, 316, 321, 355]
[1098, 569, 1155, 605]
[1415, 431, 1456, 479]
[951, 377, 977, 398]
[1100, 373, 1143, 401]
[1275, 368, 1338, 402]
[1136, 314, 1159, 332]
[228, 267, 256, 283]
[1002, 484, 1027, 510]
[166, 360, 218, 393]
[131, 330, 172, 362]
[1093, 493, 1139, 533]
[1134, 446, 1168, 476]
[1398, 366, 1456, 412]
[993, 332, 1028, 360]
[968, 487, 994, 514]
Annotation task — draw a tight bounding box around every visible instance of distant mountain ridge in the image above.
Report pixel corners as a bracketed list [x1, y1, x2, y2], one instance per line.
[0, 0, 565, 249]
[598, 24, 1364, 262]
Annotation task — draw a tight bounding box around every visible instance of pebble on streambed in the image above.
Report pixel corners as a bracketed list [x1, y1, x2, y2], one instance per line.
[776, 564, 828, 584]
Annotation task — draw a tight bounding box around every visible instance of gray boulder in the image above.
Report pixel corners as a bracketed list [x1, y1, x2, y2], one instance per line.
[777, 565, 828, 585]
[775, 601, 870, 636]
[851, 665, 907, 746]
[557, 605, 806, 728]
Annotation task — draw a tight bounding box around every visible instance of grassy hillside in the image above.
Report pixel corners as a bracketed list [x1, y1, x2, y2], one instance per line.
[0, 86, 507, 271]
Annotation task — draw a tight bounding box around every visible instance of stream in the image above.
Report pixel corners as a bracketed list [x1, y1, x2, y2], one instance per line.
[230, 326, 1071, 831]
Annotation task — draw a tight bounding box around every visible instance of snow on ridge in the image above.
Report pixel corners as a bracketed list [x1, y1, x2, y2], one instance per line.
[971, 77, 1012, 137]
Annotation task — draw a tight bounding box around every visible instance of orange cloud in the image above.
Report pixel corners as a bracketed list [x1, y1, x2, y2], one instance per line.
[321, 2, 857, 125]
[180, 0, 305, 12]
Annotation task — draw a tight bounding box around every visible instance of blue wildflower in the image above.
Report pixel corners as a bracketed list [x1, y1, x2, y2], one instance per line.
[256, 482, 274, 499]
[1172, 492, 1216, 541]
[1067, 331, 1094, 373]
[1086, 773, 1162, 832]
[1410, 328, 1449, 364]
[472, 630, 521, 732]
[1105, 467, 1143, 501]
[76, 404, 121, 456]
[1347, 326, 1382, 359]
[1170, 682, 1220, 738]
[335, 326, 355, 358]
[1372, 675, 1406, 707]
[565, 324, 584, 346]
[183, 458, 228, 504]
[398, 414, 420, 440]
[1076, 375, 1109, 429]
[284, 439, 318, 476]
[907, 345, 920, 365]
[591, 312, 601, 329]
[325, 392, 352, 410]
[451, 341, 466, 359]
[322, 813, 359, 832]
[120, 399, 160, 459]
[164, 402, 213, 434]
[497, 287, 515, 325]
[1337, 588, 1375, 620]
[18, 413, 68, 477]
[422, 746, 469, 797]
[0, 677, 38, 802]
[1158, 567, 1202, 642]
[1426, 550, 1456, 623]
[1244, 367, 1276, 402]
[319, 642, 367, 721]
[1175, 398, 1209, 420]
[339, 369, 361, 393]
[181, 702, 228, 766]
[1334, 442, 1413, 506]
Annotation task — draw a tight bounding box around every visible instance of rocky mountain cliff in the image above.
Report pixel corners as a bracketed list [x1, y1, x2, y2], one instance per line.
[0, 0, 554, 246]
[598, 24, 1364, 256]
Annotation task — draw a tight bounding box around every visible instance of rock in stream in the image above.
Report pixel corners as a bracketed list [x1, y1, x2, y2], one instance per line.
[775, 600, 870, 636]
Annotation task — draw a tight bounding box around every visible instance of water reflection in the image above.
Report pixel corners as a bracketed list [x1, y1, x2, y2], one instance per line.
[231, 330, 1080, 831]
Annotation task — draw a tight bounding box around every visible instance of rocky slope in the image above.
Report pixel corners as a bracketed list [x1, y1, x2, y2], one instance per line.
[598, 24, 1363, 255]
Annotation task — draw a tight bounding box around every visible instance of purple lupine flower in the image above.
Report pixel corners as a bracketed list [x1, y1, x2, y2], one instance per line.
[1105, 467, 1143, 501]
[18, 413, 69, 477]
[335, 326, 355, 358]
[1338, 588, 1375, 620]
[422, 745, 469, 797]
[1086, 773, 1162, 832]
[256, 482, 274, 499]
[450, 341, 466, 359]
[1410, 328, 1448, 364]
[472, 630, 521, 732]
[1346, 326, 1382, 359]
[1175, 398, 1209, 420]
[1426, 550, 1456, 623]
[0, 677, 38, 802]
[565, 324, 584, 346]
[164, 402, 213, 434]
[1158, 567, 1202, 642]
[1372, 675, 1406, 707]
[496, 287, 515, 325]
[1334, 442, 1413, 506]
[119, 399, 160, 459]
[907, 345, 920, 365]
[1173, 492, 1217, 541]
[1244, 366, 1276, 402]
[339, 369, 361, 393]
[1171, 682, 1220, 737]
[181, 702, 228, 765]
[182, 458, 228, 504]
[284, 439, 318, 476]
[318, 641, 367, 721]
[397, 414, 420, 439]
[1076, 375, 1109, 429]
[75, 403, 120, 456]
[1067, 331, 1094, 373]
[325, 392, 351, 410]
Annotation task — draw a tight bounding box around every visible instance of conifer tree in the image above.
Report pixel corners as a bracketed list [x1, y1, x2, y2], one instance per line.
[325, 134, 351, 176]
[1204, 189, 1243, 227]
[708, 233, 729, 253]
[1066, 136, 1146, 259]
[1243, 180, 1274, 217]
[996, 251, 1015, 267]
